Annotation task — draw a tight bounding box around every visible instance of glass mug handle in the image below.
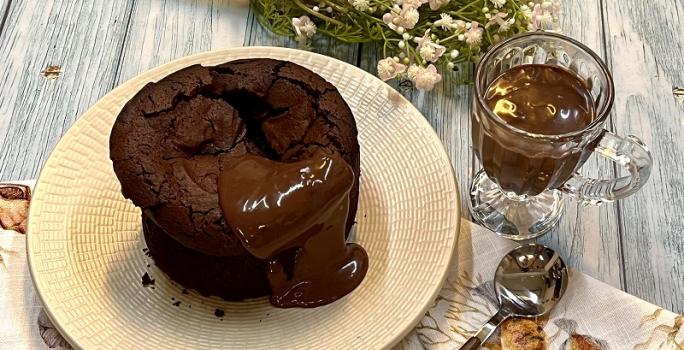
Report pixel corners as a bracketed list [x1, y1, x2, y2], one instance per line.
[562, 131, 653, 205]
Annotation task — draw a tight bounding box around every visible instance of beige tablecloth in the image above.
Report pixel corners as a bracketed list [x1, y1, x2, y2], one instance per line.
[0, 181, 682, 350]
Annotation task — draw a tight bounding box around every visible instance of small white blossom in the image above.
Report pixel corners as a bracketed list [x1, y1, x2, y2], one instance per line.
[486, 12, 511, 32]
[377, 57, 407, 81]
[406, 64, 421, 80]
[452, 20, 467, 31]
[525, 1, 560, 31]
[521, 4, 532, 18]
[382, 5, 420, 32]
[464, 21, 483, 47]
[450, 49, 459, 58]
[292, 16, 316, 47]
[313, 6, 320, 11]
[402, 0, 424, 8]
[412, 64, 442, 91]
[434, 13, 454, 30]
[492, 0, 507, 8]
[349, 0, 371, 11]
[415, 29, 446, 62]
[427, 0, 450, 10]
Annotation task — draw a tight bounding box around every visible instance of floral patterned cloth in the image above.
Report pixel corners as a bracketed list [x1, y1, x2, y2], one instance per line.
[0, 181, 682, 349]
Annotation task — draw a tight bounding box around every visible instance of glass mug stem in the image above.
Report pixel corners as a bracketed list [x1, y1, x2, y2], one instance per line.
[562, 131, 652, 205]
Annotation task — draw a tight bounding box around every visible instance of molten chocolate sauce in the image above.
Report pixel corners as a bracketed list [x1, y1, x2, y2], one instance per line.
[218, 150, 368, 308]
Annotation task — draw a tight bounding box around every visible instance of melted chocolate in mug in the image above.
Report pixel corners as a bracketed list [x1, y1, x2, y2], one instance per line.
[218, 150, 368, 308]
[473, 64, 598, 195]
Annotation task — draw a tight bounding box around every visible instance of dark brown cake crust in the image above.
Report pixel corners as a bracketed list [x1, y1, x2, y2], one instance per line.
[142, 214, 270, 301]
[110, 59, 360, 257]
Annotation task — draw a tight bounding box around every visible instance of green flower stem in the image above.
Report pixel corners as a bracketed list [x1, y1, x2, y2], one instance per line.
[438, 32, 463, 44]
[319, 0, 348, 14]
[292, 0, 345, 26]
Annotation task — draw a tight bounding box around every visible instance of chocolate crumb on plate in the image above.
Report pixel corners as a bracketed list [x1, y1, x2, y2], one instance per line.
[172, 301, 181, 307]
[214, 309, 225, 318]
[141, 272, 155, 287]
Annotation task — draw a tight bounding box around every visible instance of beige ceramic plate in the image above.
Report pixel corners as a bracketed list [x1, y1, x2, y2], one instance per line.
[27, 47, 460, 350]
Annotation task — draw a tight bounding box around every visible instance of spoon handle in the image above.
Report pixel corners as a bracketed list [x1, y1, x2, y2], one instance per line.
[458, 310, 508, 350]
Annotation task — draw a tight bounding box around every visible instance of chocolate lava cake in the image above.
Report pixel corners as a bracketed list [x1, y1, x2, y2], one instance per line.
[110, 59, 360, 300]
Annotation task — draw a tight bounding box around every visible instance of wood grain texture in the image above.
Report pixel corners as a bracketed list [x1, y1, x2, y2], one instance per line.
[536, 0, 623, 289]
[115, 0, 250, 84]
[0, 0, 9, 33]
[0, 0, 133, 181]
[602, 0, 684, 313]
[245, 8, 360, 64]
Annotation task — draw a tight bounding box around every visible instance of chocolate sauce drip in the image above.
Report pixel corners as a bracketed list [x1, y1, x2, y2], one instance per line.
[218, 150, 368, 308]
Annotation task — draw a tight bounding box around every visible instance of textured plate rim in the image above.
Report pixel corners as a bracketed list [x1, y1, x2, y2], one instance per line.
[27, 46, 461, 350]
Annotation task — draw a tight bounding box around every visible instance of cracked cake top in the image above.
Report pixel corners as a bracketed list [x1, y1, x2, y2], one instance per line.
[109, 59, 360, 257]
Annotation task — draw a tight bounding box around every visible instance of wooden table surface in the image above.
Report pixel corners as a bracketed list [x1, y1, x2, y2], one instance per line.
[0, 0, 682, 314]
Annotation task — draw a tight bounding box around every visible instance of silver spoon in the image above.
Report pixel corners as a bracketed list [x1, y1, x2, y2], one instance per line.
[459, 244, 568, 350]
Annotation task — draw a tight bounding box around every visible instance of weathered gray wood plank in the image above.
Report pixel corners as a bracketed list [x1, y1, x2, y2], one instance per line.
[0, 0, 134, 181]
[115, 0, 250, 84]
[0, 0, 9, 33]
[536, 0, 623, 289]
[245, 8, 360, 64]
[602, 0, 684, 313]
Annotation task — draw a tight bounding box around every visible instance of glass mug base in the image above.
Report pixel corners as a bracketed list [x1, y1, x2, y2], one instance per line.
[469, 169, 565, 240]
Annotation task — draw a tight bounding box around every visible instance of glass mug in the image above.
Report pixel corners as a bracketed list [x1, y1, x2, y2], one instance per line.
[470, 32, 653, 240]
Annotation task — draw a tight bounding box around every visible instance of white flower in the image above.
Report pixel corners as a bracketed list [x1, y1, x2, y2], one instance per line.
[292, 15, 316, 41]
[382, 5, 420, 32]
[434, 13, 454, 30]
[486, 12, 511, 32]
[406, 64, 421, 81]
[521, 4, 533, 19]
[349, 0, 371, 12]
[452, 20, 467, 31]
[415, 29, 446, 62]
[540, 12, 554, 28]
[401, 0, 425, 8]
[377, 57, 407, 81]
[491, 0, 507, 8]
[292, 16, 316, 47]
[427, 0, 450, 10]
[464, 21, 483, 47]
[525, 1, 560, 31]
[411, 64, 442, 91]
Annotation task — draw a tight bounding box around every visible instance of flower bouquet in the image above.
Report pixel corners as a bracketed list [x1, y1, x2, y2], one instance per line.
[253, 0, 560, 90]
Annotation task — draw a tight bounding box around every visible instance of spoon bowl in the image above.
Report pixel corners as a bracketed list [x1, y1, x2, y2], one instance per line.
[496, 244, 568, 316]
[459, 244, 568, 349]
